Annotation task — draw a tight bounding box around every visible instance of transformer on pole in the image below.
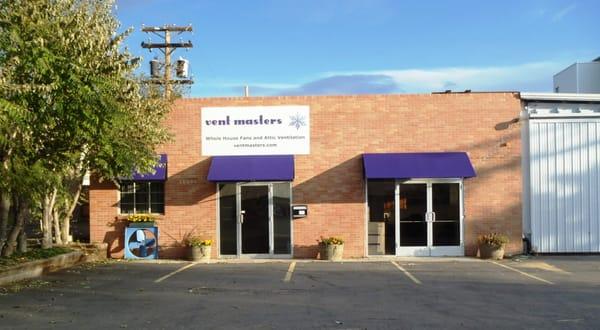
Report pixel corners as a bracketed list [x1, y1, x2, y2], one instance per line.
[141, 24, 194, 97]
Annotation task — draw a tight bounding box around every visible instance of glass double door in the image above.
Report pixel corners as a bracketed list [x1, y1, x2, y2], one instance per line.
[218, 182, 291, 258]
[368, 179, 463, 257]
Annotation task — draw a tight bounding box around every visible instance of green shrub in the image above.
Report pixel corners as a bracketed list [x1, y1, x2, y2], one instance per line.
[478, 233, 509, 247]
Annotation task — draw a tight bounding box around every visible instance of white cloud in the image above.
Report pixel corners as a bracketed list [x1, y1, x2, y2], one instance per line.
[552, 4, 576, 21]
[201, 61, 567, 96]
[208, 82, 297, 89]
[324, 61, 566, 93]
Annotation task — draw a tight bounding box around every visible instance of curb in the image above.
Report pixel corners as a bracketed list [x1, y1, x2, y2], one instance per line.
[120, 256, 484, 264]
[0, 247, 105, 286]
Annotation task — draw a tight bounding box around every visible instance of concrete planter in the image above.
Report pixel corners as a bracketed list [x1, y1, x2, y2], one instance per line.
[325, 244, 344, 261]
[0, 244, 107, 286]
[479, 243, 505, 260]
[190, 245, 211, 262]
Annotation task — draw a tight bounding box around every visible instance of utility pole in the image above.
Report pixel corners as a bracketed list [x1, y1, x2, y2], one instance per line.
[141, 25, 194, 97]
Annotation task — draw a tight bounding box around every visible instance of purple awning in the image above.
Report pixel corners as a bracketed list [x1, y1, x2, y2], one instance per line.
[363, 152, 476, 179]
[207, 155, 294, 182]
[132, 154, 168, 181]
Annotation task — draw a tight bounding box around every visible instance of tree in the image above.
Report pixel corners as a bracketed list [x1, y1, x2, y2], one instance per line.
[0, 0, 173, 256]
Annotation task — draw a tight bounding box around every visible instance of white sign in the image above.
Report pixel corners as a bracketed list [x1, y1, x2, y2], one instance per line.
[201, 105, 310, 156]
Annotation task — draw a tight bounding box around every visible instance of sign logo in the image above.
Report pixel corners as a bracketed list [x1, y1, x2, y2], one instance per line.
[289, 113, 306, 130]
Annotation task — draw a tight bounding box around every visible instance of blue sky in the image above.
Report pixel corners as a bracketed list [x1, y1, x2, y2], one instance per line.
[115, 0, 599, 97]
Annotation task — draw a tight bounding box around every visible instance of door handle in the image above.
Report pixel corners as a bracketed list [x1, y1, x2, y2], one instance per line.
[240, 210, 245, 224]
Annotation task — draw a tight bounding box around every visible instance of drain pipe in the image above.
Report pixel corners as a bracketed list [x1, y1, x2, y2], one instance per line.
[522, 235, 532, 255]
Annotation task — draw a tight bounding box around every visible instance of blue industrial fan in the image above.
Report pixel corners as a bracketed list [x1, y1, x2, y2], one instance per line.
[124, 226, 159, 259]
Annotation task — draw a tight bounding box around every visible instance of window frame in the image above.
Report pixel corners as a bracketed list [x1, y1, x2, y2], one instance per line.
[119, 180, 165, 215]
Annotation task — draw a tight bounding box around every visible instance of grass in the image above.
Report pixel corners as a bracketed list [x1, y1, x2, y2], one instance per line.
[0, 247, 73, 271]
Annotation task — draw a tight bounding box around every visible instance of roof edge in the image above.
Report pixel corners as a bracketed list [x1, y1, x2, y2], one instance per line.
[520, 92, 600, 102]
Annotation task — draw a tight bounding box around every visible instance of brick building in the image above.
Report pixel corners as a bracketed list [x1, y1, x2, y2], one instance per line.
[89, 92, 523, 259]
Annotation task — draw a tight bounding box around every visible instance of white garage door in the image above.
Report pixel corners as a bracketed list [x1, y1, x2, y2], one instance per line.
[529, 118, 600, 252]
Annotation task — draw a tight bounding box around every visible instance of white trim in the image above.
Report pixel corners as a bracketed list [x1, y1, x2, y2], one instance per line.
[525, 103, 600, 118]
[427, 181, 433, 248]
[527, 118, 600, 123]
[521, 92, 600, 102]
[268, 183, 274, 255]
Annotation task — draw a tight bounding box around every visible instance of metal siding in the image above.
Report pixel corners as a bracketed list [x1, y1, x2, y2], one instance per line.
[547, 123, 557, 252]
[591, 123, 599, 252]
[595, 124, 600, 252]
[556, 123, 565, 251]
[540, 123, 548, 252]
[581, 124, 590, 251]
[572, 123, 580, 252]
[529, 123, 540, 251]
[530, 119, 600, 252]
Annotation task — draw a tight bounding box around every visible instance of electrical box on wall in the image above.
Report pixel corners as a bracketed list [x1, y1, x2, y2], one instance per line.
[292, 205, 308, 218]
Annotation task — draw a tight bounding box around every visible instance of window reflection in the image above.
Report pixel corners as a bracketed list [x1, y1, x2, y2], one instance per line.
[367, 180, 396, 255]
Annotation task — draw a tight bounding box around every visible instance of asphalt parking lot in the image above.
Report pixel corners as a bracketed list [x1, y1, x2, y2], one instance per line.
[1, 256, 600, 329]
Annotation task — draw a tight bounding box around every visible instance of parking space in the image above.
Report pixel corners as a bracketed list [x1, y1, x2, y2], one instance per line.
[1, 257, 600, 329]
[507, 256, 600, 286]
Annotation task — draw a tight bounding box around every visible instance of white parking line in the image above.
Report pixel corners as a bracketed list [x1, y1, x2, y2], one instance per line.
[283, 261, 296, 282]
[489, 261, 554, 285]
[391, 261, 422, 285]
[154, 262, 198, 283]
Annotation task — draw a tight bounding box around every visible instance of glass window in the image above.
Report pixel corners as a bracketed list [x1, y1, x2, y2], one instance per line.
[432, 183, 460, 246]
[120, 181, 135, 214]
[219, 183, 237, 255]
[367, 180, 396, 255]
[399, 183, 427, 247]
[119, 181, 165, 214]
[273, 182, 291, 254]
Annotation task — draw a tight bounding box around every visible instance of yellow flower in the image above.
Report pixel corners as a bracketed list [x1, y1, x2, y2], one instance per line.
[320, 236, 344, 245]
[187, 237, 212, 247]
[127, 214, 157, 222]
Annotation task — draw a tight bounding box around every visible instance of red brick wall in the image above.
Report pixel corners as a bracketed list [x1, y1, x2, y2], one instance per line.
[89, 93, 522, 258]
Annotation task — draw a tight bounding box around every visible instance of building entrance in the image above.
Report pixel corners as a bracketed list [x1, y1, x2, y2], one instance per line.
[218, 182, 292, 258]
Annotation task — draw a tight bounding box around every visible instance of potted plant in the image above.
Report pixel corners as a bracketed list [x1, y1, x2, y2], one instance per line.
[319, 236, 344, 261]
[478, 233, 509, 259]
[187, 237, 212, 262]
[127, 214, 157, 228]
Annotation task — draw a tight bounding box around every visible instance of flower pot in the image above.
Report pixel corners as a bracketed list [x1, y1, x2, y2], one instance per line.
[479, 243, 505, 260]
[190, 245, 211, 262]
[326, 243, 344, 261]
[128, 222, 155, 228]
